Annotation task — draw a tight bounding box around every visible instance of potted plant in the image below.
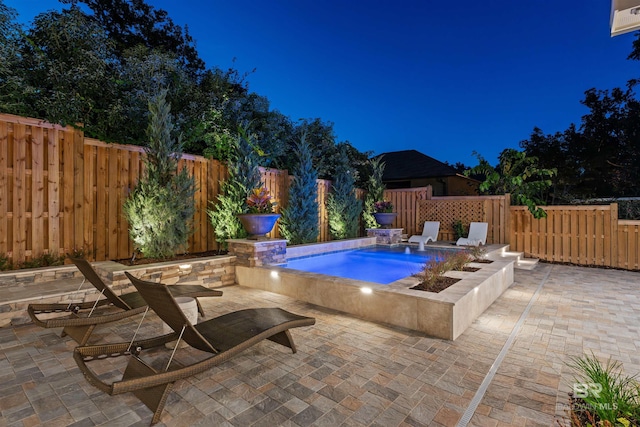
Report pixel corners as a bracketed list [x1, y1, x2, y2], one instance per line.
[237, 187, 281, 239]
[372, 200, 397, 228]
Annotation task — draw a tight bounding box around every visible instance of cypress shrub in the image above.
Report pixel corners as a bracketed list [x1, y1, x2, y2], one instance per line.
[362, 156, 386, 229]
[208, 125, 262, 248]
[280, 133, 319, 244]
[123, 90, 196, 259]
[327, 145, 362, 239]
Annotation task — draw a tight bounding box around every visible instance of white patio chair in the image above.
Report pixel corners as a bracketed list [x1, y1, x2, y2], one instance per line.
[408, 221, 440, 250]
[456, 222, 488, 246]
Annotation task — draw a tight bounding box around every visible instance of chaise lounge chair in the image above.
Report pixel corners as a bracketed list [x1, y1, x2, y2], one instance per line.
[408, 221, 440, 250]
[28, 256, 223, 345]
[74, 272, 315, 425]
[456, 222, 488, 246]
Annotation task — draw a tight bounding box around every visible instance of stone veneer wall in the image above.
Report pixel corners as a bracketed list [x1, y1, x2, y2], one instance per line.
[227, 239, 287, 267]
[0, 255, 235, 326]
[366, 228, 403, 245]
[0, 265, 84, 287]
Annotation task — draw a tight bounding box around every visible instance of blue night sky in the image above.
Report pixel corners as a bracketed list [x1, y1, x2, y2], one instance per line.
[7, 0, 639, 166]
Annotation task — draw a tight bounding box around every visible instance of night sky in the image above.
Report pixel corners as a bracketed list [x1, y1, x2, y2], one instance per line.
[7, 0, 639, 166]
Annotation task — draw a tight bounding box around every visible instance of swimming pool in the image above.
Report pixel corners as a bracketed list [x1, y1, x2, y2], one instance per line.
[283, 246, 459, 284]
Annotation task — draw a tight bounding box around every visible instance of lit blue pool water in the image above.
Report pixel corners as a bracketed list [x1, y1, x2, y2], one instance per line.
[283, 246, 459, 285]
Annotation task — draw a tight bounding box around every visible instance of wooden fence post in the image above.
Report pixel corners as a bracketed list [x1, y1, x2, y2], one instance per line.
[611, 203, 618, 268]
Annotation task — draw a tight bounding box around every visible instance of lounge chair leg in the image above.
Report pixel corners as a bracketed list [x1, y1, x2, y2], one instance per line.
[267, 330, 297, 353]
[195, 298, 205, 317]
[61, 324, 96, 346]
[123, 356, 174, 425]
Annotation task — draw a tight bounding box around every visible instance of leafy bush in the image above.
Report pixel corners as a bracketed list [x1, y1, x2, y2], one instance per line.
[279, 133, 319, 245]
[453, 220, 466, 240]
[19, 253, 65, 269]
[0, 253, 13, 271]
[414, 252, 451, 291]
[466, 245, 487, 261]
[123, 90, 196, 259]
[413, 251, 474, 292]
[444, 251, 472, 271]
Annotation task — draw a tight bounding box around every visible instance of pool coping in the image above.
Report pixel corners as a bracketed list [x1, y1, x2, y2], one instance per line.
[236, 241, 515, 340]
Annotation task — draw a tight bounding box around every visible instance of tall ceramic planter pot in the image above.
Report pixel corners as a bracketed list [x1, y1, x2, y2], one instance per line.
[238, 213, 281, 240]
[373, 212, 397, 229]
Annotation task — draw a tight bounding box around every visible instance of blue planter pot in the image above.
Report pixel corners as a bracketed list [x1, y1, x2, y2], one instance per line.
[373, 212, 397, 229]
[238, 213, 281, 240]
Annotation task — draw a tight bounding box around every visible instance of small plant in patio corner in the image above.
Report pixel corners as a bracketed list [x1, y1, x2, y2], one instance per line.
[560, 352, 640, 426]
[453, 219, 466, 240]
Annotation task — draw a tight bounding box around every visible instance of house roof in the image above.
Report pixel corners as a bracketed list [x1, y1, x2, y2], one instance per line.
[376, 150, 459, 181]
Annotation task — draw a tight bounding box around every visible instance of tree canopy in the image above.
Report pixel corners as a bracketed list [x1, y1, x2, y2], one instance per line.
[0, 0, 369, 180]
[517, 39, 640, 202]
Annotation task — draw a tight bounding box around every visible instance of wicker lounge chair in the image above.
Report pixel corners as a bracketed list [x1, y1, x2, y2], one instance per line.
[28, 256, 223, 345]
[74, 272, 315, 425]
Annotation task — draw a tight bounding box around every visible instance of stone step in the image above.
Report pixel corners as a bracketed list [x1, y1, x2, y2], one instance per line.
[497, 250, 539, 270]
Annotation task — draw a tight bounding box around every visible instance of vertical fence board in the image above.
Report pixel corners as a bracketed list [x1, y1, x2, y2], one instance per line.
[31, 127, 45, 257]
[0, 122, 8, 256]
[72, 128, 84, 253]
[95, 146, 108, 260]
[118, 149, 131, 260]
[48, 129, 61, 255]
[83, 143, 95, 259]
[107, 147, 119, 259]
[609, 203, 618, 267]
[12, 125, 27, 261]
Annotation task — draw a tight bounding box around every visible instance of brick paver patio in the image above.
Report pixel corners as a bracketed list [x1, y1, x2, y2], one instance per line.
[1, 263, 639, 426]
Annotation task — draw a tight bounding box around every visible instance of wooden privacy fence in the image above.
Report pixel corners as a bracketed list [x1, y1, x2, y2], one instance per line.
[0, 113, 368, 263]
[382, 187, 432, 237]
[6, 112, 640, 270]
[510, 204, 640, 270]
[0, 113, 233, 263]
[416, 195, 511, 244]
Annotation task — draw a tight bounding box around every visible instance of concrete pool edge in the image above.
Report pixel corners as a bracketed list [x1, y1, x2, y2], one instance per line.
[236, 246, 514, 340]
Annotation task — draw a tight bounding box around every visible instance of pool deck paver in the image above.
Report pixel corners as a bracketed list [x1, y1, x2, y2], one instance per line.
[0, 263, 639, 426]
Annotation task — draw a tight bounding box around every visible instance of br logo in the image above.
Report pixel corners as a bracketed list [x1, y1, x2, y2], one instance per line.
[573, 383, 602, 399]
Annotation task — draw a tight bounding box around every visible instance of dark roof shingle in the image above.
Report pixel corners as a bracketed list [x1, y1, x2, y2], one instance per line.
[377, 150, 458, 180]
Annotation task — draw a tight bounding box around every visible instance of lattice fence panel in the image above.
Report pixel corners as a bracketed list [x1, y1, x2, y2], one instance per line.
[418, 200, 485, 240]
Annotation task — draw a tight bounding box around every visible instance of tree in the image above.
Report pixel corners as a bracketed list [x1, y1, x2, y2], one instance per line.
[123, 90, 196, 258]
[326, 146, 362, 239]
[465, 149, 555, 219]
[0, 2, 31, 115]
[279, 133, 319, 244]
[20, 6, 120, 138]
[208, 125, 263, 247]
[362, 156, 386, 229]
[61, 0, 204, 75]
[520, 125, 583, 203]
